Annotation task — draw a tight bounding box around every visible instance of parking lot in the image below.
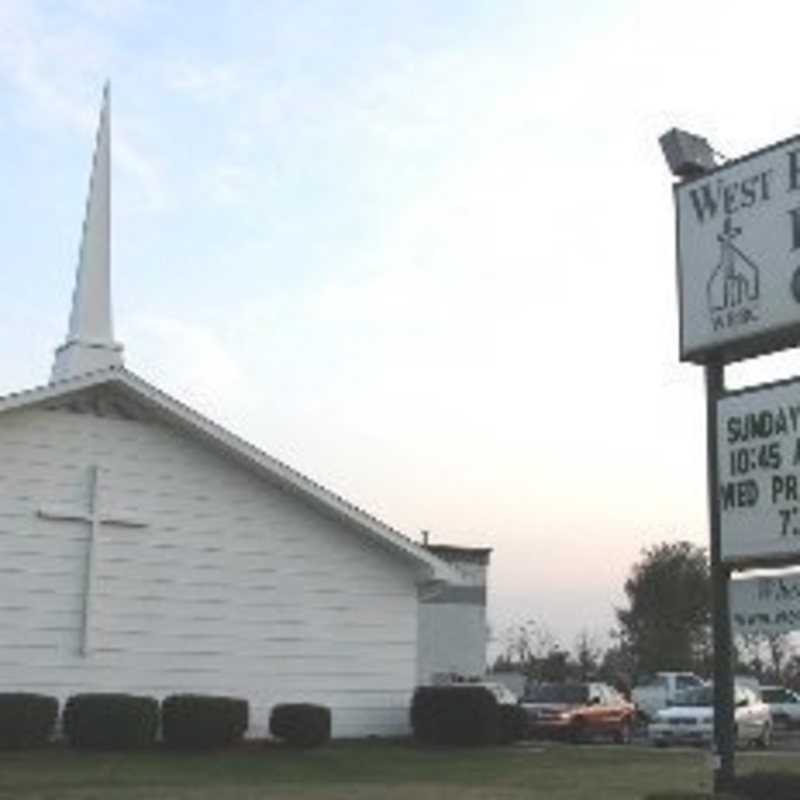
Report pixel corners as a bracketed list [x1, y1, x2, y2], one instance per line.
[625, 723, 800, 752]
[518, 720, 800, 753]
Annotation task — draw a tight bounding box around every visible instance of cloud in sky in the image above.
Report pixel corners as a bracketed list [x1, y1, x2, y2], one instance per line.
[7, 0, 800, 649]
[127, 314, 263, 430]
[0, 1, 167, 210]
[164, 61, 241, 102]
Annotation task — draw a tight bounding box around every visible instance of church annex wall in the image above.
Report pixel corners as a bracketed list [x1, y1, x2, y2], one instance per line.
[417, 547, 490, 683]
[0, 403, 421, 738]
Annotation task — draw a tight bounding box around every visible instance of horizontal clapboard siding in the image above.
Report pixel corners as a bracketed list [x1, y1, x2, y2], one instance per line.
[0, 405, 420, 737]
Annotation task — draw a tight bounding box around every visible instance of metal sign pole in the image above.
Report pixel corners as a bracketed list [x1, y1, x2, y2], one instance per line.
[705, 362, 735, 791]
[662, 125, 800, 793]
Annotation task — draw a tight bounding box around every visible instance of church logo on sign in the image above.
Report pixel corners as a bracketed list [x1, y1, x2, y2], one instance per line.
[706, 216, 761, 333]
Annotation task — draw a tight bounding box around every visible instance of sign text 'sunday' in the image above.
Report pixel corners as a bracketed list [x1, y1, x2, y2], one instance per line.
[718, 382, 800, 561]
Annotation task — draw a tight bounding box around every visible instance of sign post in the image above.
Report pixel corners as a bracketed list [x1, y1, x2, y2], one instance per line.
[665, 127, 800, 793]
[705, 363, 735, 790]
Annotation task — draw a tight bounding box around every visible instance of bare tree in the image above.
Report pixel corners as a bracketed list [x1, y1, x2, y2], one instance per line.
[737, 631, 791, 684]
[574, 630, 601, 681]
[497, 618, 559, 677]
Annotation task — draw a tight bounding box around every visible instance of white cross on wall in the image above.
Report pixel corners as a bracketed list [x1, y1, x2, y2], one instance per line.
[38, 465, 148, 656]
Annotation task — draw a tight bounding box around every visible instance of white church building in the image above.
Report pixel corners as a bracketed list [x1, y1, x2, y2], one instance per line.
[0, 87, 490, 738]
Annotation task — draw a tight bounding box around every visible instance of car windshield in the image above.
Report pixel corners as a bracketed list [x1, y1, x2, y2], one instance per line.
[637, 675, 667, 689]
[524, 684, 589, 704]
[672, 686, 713, 707]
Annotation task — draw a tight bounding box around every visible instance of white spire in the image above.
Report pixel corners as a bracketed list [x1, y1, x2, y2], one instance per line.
[51, 82, 123, 383]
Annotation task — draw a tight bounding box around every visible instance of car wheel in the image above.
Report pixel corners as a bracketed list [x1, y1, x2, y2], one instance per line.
[613, 720, 632, 745]
[570, 721, 587, 744]
[756, 722, 772, 749]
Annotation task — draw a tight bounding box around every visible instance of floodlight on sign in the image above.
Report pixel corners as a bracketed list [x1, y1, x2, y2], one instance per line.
[659, 128, 717, 178]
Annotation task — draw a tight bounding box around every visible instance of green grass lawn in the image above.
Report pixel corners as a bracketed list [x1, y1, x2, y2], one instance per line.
[0, 741, 798, 800]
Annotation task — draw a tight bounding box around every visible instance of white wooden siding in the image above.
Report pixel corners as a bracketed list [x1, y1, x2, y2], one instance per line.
[418, 603, 487, 683]
[0, 406, 420, 737]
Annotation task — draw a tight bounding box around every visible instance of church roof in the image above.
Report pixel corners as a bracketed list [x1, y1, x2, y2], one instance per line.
[0, 366, 460, 583]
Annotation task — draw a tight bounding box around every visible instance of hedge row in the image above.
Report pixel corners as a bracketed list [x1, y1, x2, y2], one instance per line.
[498, 705, 528, 745]
[0, 693, 59, 749]
[0, 693, 331, 750]
[270, 703, 331, 748]
[163, 694, 249, 748]
[64, 693, 159, 749]
[3, 687, 521, 750]
[410, 686, 527, 746]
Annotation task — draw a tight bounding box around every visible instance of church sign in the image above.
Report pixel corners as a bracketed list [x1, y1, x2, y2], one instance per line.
[676, 135, 800, 363]
[717, 378, 800, 564]
[730, 573, 800, 635]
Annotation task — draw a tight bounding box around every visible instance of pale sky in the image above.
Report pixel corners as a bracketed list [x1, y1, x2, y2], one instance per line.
[3, 0, 800, 657]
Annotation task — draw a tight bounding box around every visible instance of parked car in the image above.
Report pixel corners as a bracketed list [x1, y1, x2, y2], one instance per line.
[759, 685, 800, 729]
[519, 682, 635, 743]
[648, 684, 772, 748]
[632, 672, 705, 721]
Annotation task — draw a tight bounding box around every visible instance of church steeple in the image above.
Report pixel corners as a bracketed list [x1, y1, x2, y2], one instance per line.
[51, 82, 123, 383]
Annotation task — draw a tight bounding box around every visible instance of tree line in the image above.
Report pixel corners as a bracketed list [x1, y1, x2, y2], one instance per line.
[493, 540, 800, 692]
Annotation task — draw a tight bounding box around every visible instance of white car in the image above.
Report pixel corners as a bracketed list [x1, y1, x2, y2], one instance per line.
[648, 684, 772, 748]
[632, 672, 705, 721]
[760, 685, 800, 728]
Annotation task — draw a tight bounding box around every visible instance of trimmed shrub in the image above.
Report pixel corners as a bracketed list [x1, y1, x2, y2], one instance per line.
[161, 694, 249, 748]
[269, 703, 331, 748]
[0, 693, 59, 748]
[731, 772, 800, 799]
[497, 704, 527, 744]
[63, 693, 158, 749]
[410, 686, 500, 746]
